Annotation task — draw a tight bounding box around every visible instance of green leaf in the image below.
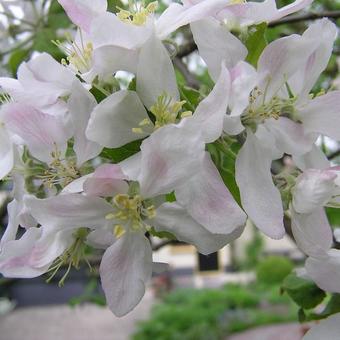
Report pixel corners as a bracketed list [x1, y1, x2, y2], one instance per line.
[100, 139, 143, 163]
[207, 139, 241, 206]
[149, 227, 176, 240]
[282, 272, 326, 310]
[244, 23, 268, 67]
[8, 49, 29, 76]
[326, 207, 340, 226]
[33, 28, 64, 60]
[179, 85, 202, 112]
[107, 0, 125, 13]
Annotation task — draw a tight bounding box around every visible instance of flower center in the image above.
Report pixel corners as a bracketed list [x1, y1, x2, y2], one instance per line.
[117, 1, 158, 26]
[105, 194, 156, 238]
[241, 87, 296, 127]
[54, 32, 93, 74]
[132, 93, 192, 134]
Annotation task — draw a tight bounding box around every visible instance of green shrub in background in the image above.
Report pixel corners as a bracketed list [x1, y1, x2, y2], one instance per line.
[256, 256, 294, 285]
[133, 284, 297, 340]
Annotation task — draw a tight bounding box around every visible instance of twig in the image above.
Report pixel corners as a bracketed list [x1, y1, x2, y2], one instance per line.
[177, 39, 197, 58]
[173, 57, 200, 89]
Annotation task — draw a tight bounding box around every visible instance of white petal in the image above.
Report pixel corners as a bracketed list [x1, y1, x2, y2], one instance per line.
[293, 18, 337, 99]
[86, 229, 116, 250]
[91, 12, 151, 49]
[190, 18, 247, 81]
[292, 169, 337, 214]
[235, 131, 284, 239]
[291, 207, 333, 258]
[119, 152, 142, 181]
[25, 194, 113, 230]
[0, 123, 13, 180]
[188, 63, 230, 143]
[229, 61, 258, 117]
[68, 81, 102, 166]
[257, 32, 319, 100]
[293, 145, 330, 171]
[264, 117, 315, 156]
[305, 249, 340, 294]
[0, 200, 21, 245]
[138, 123, 204, 198]
[156, 0, 230, 40]
[175, 153, 246, 234]
[152, 202, 244, 255]
[303, 312, 340, 340]
[86, 90, 150, 148]
[223, 115, 245, 135]
[62, 174, 92, 194]
[83, 45, 138, 83]
[299, 91, 340, 141]
[100, 232, 152, 317]
[58, 0, 107, 32]
[3, 103, 71, 163]
[137, 33, 179, 109]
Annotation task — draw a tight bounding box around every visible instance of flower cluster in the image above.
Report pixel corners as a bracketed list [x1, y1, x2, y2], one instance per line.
[0, 0, 339, 318]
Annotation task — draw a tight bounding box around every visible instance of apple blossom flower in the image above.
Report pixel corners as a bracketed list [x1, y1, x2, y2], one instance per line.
[195, 18, 338, 239]
[2, 125, 246, 316]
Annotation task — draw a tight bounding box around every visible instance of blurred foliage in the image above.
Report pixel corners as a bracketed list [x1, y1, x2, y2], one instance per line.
[133, 283, 298, 340]
[256, 256, 294, 285]
[242, 229, 265, 270]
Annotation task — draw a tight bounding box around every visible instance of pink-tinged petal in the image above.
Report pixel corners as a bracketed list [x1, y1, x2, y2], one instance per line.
[58, 0, 107, 32]
[235, 131, 285, 239]
[156, 0, 231, 39]
[299, 91, 340, 141]
[0, 123, 13, 180]
[68, 81, 102, 166]
[100, 232, 152, 317]
[305, 249, 340, 294]
[24, 194, 113, 230]
[292, 170, 337, 214]
[292, 19, 337, 99]
[175, 153, 246, 234]
[190, 18, 247, 81]
[188, 63, 230, 143]
[303, 312, 340, 340]
[86, 90, 150, 148]
[83, 164, 129, 197]
[2, 103, 71, 163]
[293, 145, 330, 171]
[291, 207, 333, 258]
[0, 226, 74, 278]
[229, 61, 258, 117]
[257, 32, 318, 101]
[0, 228, 46, 278]
[137, 33, 179, 109]
[82, 45, 138, 83]
[151, 202, 244, 255]
[264, 117, 315, 156]
[138, 124, 205, 198]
